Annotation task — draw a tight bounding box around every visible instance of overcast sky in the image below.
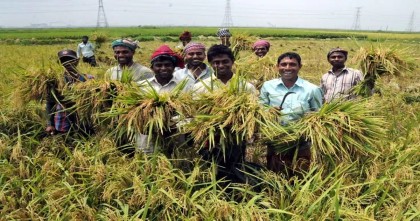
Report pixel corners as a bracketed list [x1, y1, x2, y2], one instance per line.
[0, 0, 418, 31]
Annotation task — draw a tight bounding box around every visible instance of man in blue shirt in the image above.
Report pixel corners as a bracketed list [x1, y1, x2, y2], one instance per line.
[259, 52, 323, 174]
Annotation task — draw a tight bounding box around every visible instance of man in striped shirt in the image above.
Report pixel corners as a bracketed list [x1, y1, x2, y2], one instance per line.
[320, 48, 364, 103]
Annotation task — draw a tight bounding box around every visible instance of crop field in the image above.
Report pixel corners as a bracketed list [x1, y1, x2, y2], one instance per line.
[0, 27, 419, 220]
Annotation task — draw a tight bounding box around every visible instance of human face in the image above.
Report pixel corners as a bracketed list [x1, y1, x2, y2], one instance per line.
[254, 46, 268, 57]
[278, 57, 301, 83]
[60, 57, 79, 74]
[184, 48, 205, 67]
[328, 52, 346, 69]
[82, 37, 88, 44]
[113, 46, 134, 66]
[220, 36, 231, 46]
[152, 60, 175, 79]
[181, 39, 190, 46]
[210, 54, 234, 77]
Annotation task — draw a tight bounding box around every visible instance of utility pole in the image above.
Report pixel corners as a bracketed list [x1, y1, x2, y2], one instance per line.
[221, 0, 233, 27]
[352, 7, 361, 30]
[97, 0, 109, 28]
[406, 11, 415, 32]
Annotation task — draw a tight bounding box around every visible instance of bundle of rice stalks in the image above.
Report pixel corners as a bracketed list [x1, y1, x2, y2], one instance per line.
[351, 46, 417, 97]
[91, 31, 108, 49]
[293, 99, 387, 164]
[231, 33, 254, 60]
[236, 55, 278, 90]
[109, 80, 193, 142]
[62, 79, 124, 131]
[182, 75, 282, 152]
[18, 62, 64, 103]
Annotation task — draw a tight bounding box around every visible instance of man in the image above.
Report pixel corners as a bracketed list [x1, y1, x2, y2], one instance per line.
[193, 44, 256, 182]
[136, 45, 194, 155]
[193, 44, 256, 94]
[259, 52, 323, 173]
[76, 36, 97, 67]
[175, 31, 192, 53]
[106, 39, 154, 82]
[173, 42, 213, 84]
[252, 39, 270, 58]
[216, 28, 232, 47]
[45, 49, 93, 135]
[320, 47, 364, 103]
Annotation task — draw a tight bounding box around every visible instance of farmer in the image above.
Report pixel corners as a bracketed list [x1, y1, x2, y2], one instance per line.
[173, 42, 213, 84]
[193, 44, 256, 94]
[135, 45, 193, 155]
[259, 52, 323, 174]
[252, 39, 270, 58]
[193, 44, 256, 182]
[320, 47, 364, 103]
[76, 35, 97, 67]
[106, 38, 154, 82]
[216, 28, 232, 47]
[45, 49, 94, 136]
[175, 31, 192, 53]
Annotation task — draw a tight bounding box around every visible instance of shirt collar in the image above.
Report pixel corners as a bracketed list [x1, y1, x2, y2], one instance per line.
[276, 77, 304, 88]
[328, 66, 348, 75]
[149, 75, 178, 87]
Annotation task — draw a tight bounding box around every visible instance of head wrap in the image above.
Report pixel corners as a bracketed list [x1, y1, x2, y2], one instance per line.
[216, 28, 232, 37]
[183, 42, 206, 54]
[327, 47, 348, 59]
[58, 49, 77, 59]
[151, 45, 184, 68]
[179, 31, 192, 40]
[253, 40, 270, 50]
[111, 39, 138, 52]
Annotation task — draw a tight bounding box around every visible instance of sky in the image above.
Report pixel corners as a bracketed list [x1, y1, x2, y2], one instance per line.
[0, 0, 418, 31]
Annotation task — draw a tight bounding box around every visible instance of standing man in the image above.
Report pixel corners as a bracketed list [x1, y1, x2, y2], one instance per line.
[259, 52, 323, 173]
[136, 45, 194, 155]
[320, 47, 364, 103]
[216, 28, 232, 47]
[76, 36, 97, 67]
[173, 42, 213, 84]
[252, 40, 270, 58]
[176, 31, 192, 53]
[45, 49, 94, 135]
[106, 38, 154, 82]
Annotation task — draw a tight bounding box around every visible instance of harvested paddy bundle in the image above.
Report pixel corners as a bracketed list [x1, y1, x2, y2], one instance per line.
[18, 63, 64, 103]
[110, 80, 193, 143]
[183, 75, 281, 152]
[294, 99, 387, 164]
[236, 55, 277, 90]
[351, 46, 417, 97]
[62, 79, 123, 131]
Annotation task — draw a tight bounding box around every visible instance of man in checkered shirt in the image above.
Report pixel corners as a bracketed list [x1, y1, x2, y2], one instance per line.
[320, 48, 364, 103]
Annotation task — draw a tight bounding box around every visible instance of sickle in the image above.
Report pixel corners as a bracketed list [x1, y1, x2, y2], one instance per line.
[279, 92, 295, 109]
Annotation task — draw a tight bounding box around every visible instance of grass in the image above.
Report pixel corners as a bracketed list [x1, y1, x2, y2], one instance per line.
[0, 29, 419, 220]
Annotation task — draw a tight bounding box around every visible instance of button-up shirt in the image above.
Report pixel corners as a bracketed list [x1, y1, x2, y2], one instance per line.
[260, 77, 323, 122]
[76, 42, 95, 58]
[320, 67, 363, 103]
[173, 64, 213, 84]
[138, 74, 194, 93]
[106, 63, 154, 82]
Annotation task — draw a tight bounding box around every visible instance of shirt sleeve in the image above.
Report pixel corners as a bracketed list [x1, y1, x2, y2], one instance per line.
[259, 83, 270, 105]
[76, 44, 81, 58]
[309, 87, 323, 111]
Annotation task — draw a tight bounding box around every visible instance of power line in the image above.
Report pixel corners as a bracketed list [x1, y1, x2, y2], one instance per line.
[352, 7, 361, 30]
[97, 0, 109, 28]
[221, 0, 233, 27]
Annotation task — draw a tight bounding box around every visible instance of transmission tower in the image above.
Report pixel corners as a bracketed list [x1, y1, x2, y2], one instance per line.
[221, 0, 233, 27]
[406, 11, 415, 32]
[97, 0, 109, 28]
[352, 7, 361, 30]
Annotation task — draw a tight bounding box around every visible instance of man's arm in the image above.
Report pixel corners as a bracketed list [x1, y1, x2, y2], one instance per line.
[259, 83, 270, 105]
[76, 44, 81, 58]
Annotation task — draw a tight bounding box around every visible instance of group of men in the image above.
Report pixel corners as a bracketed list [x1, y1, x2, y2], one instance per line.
[47, 31, 363, 176]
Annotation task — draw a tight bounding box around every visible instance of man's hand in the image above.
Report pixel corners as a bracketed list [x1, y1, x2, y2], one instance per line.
[45, 126, 56, 135]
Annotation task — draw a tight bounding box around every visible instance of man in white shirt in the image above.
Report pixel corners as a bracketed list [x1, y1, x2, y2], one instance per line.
[76, 36, 97, 67]
[136, 45, 194, 155]
[173, 42, 213, 85]
[106, 39, 154, 82]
